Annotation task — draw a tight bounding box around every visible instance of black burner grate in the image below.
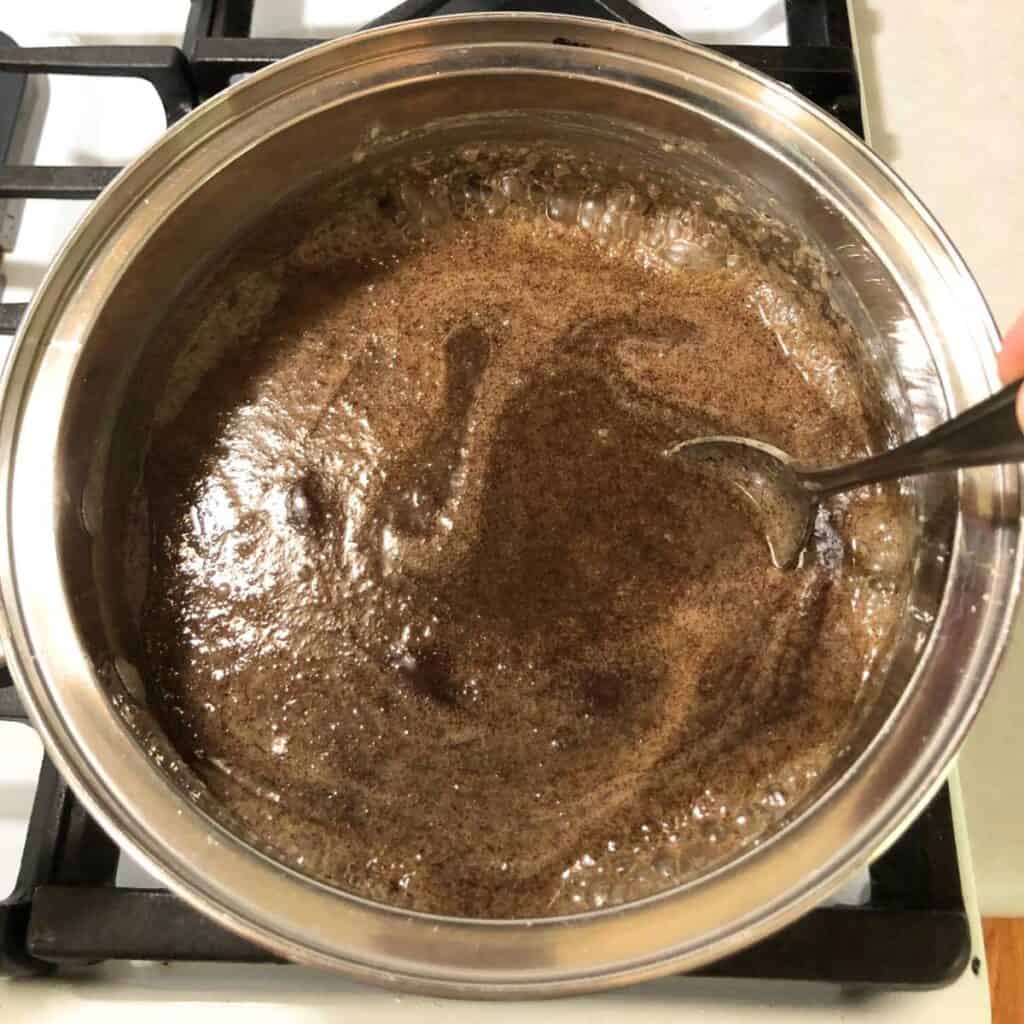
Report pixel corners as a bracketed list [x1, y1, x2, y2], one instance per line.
[0, 0, 972, 987]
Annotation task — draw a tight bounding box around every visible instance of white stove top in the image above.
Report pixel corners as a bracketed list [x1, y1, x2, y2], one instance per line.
[0, 2, 992, 1020]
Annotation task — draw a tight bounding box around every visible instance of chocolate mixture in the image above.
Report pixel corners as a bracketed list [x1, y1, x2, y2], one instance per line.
[139, 147, 910, 916]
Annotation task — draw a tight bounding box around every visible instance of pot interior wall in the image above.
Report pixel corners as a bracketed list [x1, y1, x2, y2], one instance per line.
[52, 71, 954, 908]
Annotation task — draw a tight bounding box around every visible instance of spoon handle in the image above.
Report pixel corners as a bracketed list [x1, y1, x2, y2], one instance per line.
[801, 380, 1024, 497]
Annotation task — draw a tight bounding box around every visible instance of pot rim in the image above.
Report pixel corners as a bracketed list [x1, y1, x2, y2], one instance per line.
[0, 13, 1018, 997]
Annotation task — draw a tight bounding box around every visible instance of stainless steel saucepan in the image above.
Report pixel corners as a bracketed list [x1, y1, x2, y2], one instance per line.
[0, 14, 1018, 997]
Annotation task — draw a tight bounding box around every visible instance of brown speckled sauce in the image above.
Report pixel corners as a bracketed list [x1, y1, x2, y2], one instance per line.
[139, 146, 911, 917]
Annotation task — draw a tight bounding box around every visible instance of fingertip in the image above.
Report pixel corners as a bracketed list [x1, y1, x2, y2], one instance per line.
[999, 312, 1024, 384]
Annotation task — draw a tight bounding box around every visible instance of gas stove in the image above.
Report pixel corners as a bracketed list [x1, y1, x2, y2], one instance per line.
[0, 2, 992, 1020]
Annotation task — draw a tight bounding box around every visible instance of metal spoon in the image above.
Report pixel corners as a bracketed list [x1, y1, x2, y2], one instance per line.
[665, 380, 1024, 570]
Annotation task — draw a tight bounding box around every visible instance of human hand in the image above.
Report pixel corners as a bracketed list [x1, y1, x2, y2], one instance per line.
[996, 312, 1024, 429]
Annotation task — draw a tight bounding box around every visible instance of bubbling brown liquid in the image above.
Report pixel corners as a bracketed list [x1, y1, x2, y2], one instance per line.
[140, 145, 911, 916]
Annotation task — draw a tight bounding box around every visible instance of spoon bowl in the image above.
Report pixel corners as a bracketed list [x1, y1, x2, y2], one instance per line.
[665, 436, 814, 569]
[667, 378, 1024, 569]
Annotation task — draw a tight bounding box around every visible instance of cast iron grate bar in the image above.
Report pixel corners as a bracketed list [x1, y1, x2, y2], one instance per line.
[702, 907, 969, 986]
[0, 679, 26, 721]
[22, 886, 968, 985]
[0, 31, 27, 253]
[0, 35, 25, 166]
[785, 0, 831, 46]
[1, 759, 71, 975]
[785, 0, 855, 48]
[0, 302, 26, 334]
[0, 166, 119, 200]
[29, 887, 286, 964]
[0, 46, 196, 125]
